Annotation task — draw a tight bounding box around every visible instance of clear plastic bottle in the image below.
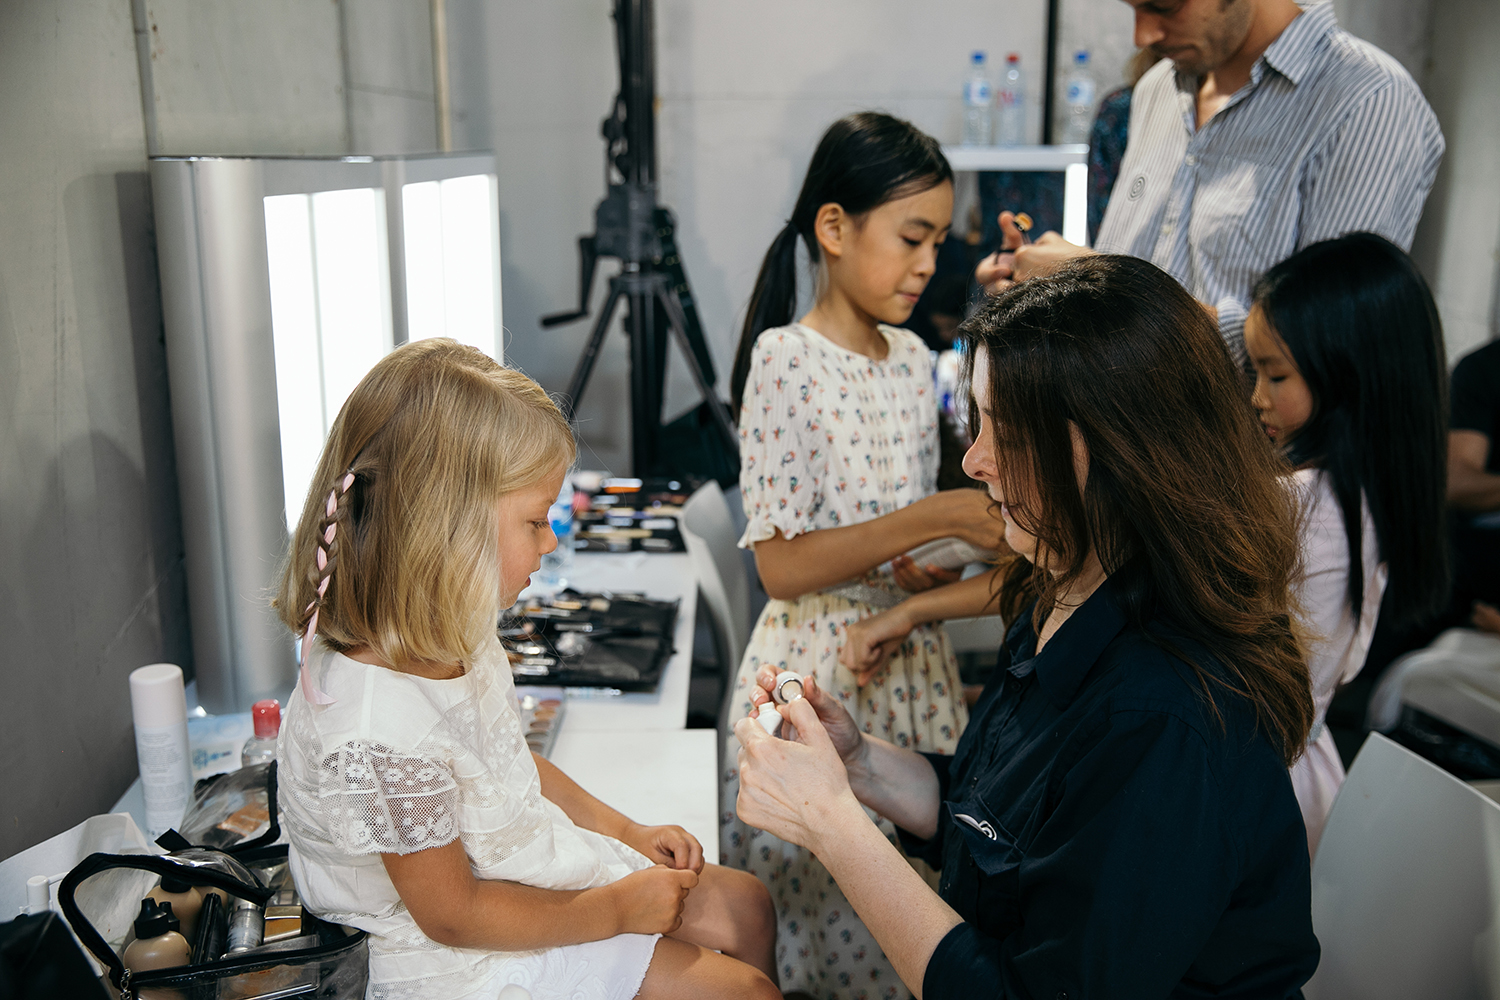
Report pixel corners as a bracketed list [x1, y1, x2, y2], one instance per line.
[1063, 50, 1097, 144]
[961, 51, 993, 146]
[241, 699, 280, 767]
[997, 53, 1026, 146]
[536, 478, 575, 590]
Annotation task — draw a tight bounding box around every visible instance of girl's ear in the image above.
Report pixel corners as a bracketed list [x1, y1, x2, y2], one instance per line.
[812, 202, 848, 261]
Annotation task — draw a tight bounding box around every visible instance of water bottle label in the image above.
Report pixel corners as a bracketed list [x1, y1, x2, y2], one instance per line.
[1066, 80, 1096, 105]
[965, 80, 992, 105]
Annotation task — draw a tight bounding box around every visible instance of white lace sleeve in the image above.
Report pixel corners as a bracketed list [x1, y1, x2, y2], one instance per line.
[323, 741, 461, 855]
[737, 329, 825, 547]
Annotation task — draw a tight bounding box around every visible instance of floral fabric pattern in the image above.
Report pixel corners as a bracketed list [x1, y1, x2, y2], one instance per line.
[725, 323, 968, 999]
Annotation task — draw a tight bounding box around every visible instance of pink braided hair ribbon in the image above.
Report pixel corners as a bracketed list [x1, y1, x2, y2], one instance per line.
[299, 472, 356, 705]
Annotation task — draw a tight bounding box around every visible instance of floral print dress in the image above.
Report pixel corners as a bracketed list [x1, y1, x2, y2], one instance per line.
[722, 323, 968, 1000]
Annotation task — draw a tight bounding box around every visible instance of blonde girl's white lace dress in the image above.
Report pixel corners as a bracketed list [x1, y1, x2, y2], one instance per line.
[1288, 468, 1387, 856]
[722, 323, 969, 1000]
[277, 638, 659, 1000]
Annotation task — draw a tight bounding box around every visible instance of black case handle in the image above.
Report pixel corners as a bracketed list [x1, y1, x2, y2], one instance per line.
[57, 853, 273, 989]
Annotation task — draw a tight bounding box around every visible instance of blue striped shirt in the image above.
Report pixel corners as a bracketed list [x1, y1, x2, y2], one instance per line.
[1094, 2, 1443, 362]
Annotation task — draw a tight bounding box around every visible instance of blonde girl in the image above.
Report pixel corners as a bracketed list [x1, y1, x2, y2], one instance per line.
[722, 113, 1001, 999]
[275, 339, 777, 1000]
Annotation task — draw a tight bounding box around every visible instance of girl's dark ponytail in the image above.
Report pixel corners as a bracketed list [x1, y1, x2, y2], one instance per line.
[731, 221, 802, 416]
[728, 112, 953, 420]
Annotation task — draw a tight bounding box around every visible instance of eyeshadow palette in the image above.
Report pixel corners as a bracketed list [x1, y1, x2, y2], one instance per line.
[501, 590, 679, 692]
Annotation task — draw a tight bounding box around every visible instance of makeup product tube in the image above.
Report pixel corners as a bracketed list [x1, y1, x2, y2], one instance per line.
[190, 891, 227, 965]
[130, 664, 193, 838]
[226, 896, 264, 954]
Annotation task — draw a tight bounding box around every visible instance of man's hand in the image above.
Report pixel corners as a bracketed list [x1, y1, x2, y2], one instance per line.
[620, 822, 705, 873]
[975, 210, 1093, 294]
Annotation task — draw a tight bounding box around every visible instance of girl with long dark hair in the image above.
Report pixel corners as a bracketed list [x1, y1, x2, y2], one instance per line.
[1248, 232, 1449, 852]
[735, 255, 1320, 998]
[723, 111, 1001, 997]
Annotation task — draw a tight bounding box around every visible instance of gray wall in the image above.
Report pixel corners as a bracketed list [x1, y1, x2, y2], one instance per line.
[0, 0, 443, 860]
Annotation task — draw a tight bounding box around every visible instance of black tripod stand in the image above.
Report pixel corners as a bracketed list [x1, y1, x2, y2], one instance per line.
[542, 0, 738, 479]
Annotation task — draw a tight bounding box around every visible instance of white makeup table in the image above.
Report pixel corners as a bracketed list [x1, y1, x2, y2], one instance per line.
[543, 550, 697, 733]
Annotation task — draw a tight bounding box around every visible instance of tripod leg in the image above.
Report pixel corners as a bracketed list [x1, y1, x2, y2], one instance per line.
[563, 279, 624, 421]
[654, 282, 740, 452]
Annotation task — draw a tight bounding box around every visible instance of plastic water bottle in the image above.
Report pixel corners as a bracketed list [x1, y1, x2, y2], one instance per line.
[961, 51, 993, 146]
[240, 700, 280, 767]
[1063, 50, 1097, 144]
[537, 479, 575, 590]
[997, 53, 1026, 146]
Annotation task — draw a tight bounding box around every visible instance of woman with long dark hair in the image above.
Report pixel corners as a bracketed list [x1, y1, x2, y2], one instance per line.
[735, 255, 1320, 998]
[1248, 232, 1449, 852]
[723, 111, 1002, 997]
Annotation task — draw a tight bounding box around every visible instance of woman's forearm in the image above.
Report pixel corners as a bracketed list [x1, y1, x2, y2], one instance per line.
[845, 734, 945, 840]
[809, 795, 962, 1000]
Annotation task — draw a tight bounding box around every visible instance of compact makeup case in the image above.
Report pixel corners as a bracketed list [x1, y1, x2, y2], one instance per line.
[56, 765, 369, 999]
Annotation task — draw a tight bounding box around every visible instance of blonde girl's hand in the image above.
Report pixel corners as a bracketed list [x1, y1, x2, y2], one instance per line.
[840, 609, 914, 687]
[607, 865, 699, 935]
[746, 669, 866, 769]
[735, 698, 860, 852]
[621, 822, 705, 873]
[891, 554, 963, 593]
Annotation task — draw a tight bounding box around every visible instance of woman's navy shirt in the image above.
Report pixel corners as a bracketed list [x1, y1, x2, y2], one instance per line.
[900, 580, 1319, 1000]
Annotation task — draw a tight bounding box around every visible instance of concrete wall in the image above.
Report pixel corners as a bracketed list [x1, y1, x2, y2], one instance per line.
[0, 0, 191, 860]
[1406, 0, 1500, 364]
[0, 0, 442, 860]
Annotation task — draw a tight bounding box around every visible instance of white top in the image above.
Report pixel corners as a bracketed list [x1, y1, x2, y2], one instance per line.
[737, 323, 939, 550]
[1288, 468, 1387, 854]
[278, 638, 653, 999]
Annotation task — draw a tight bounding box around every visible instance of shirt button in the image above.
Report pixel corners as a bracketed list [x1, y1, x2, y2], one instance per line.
[1184, 153, 1198, 166]
[1160, 222, 1173, 237]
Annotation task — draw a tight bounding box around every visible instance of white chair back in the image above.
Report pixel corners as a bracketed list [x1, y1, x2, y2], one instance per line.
[680, 483, 751, 670]
[1305, 732, 1500, 999]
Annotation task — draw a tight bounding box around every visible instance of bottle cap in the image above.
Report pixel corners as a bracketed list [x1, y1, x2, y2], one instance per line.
[773, 672, 805, 705]
[1075, 49, 1089, 64]
[134, 897, 181, 939]
[1007, 53, 1020, 63]
[972, 50, 985, 64]
[252, 700, 282, 740]
[159, 875, 193, 895]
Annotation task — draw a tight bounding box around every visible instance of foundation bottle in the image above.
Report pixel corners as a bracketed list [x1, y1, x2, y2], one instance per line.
[122, 898, 191, 972]
[146, 875, 203, 939]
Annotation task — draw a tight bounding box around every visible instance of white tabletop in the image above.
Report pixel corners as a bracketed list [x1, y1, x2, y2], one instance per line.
[551, 551, 697, 732]
[549, 728, 720, 861]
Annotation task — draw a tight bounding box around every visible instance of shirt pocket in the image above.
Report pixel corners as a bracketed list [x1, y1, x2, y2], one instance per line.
[950, 798, 1023, 874]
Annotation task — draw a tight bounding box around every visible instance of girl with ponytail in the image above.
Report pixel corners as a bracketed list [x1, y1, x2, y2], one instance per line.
[723, 112, 1003, 998]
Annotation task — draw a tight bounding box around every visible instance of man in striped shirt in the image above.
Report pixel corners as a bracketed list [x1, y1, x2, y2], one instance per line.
[978, 0, 1443, 363]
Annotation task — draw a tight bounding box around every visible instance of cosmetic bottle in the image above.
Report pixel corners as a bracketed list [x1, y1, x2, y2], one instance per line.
[122, 899, 191, 972]
[226, 896, 265, 954]
[147, 875, 204, 940]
